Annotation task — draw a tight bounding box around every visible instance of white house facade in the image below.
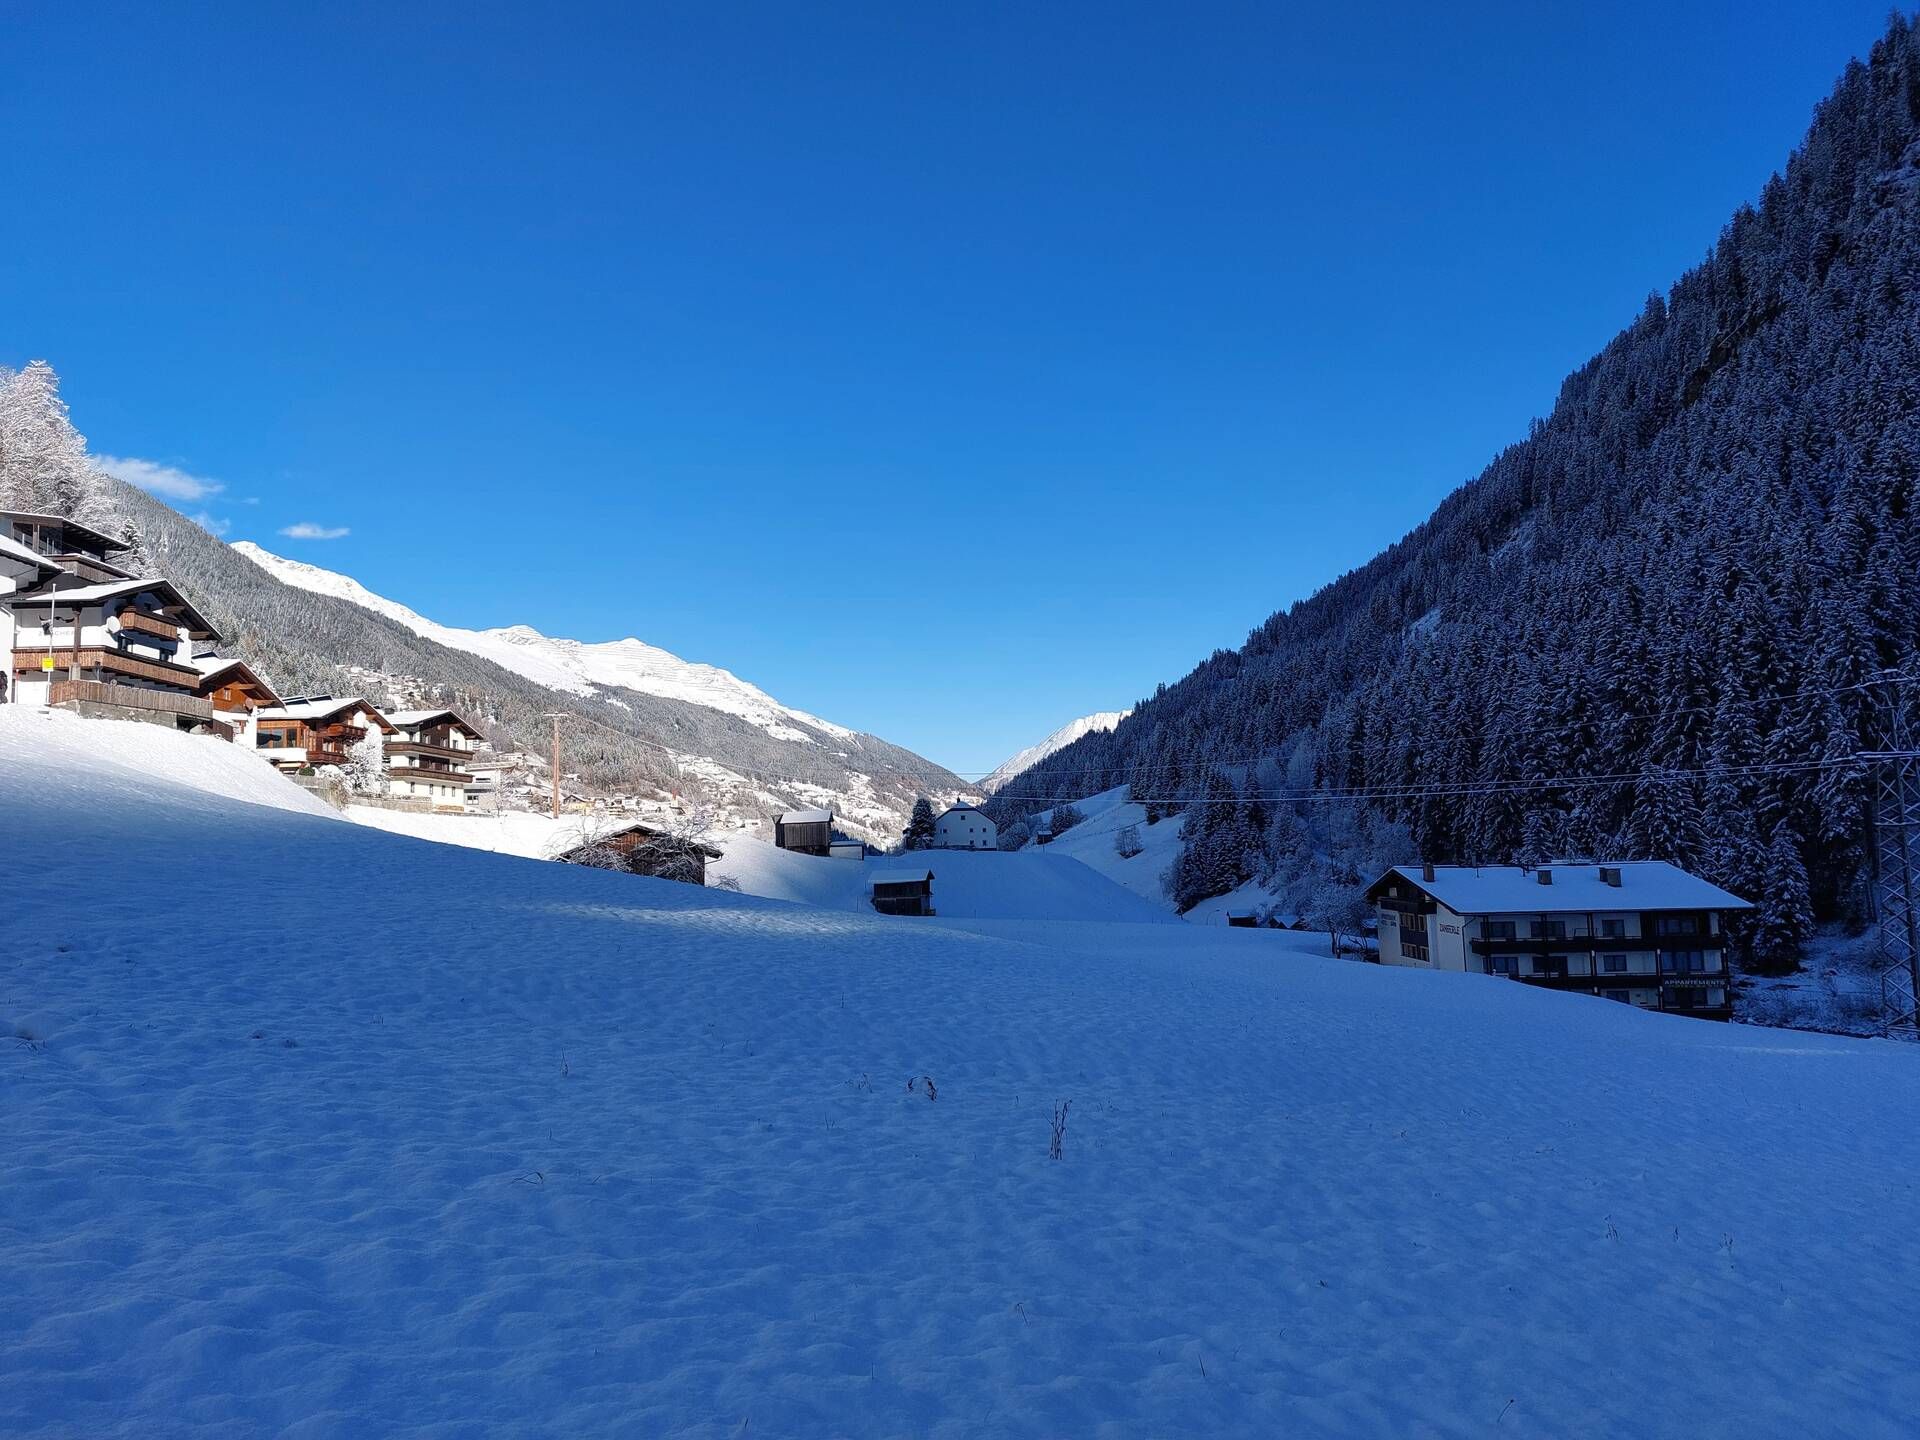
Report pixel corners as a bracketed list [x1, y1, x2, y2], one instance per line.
[6, 576, 223, 732]
[1366, 862, 1751, 1020]
[933, 802, 997, 851]
[0, 533, 59, 702]
[379, 708, 482, 812]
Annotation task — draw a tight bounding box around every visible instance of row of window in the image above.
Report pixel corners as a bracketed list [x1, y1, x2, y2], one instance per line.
[1488, 951, 1723, 978]
[1483, 914, 1707, 942]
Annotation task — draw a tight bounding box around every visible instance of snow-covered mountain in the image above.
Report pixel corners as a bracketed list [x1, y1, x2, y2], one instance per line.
[234, 542, 852, 745]
[980, 711, 1130, 793]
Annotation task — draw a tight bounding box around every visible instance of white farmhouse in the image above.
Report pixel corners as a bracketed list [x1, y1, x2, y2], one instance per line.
[380, 708, 483, 812]
[1365, 862, 1751, 1020]
[933, 802, 997, 851]
[6, 576, 224, 731]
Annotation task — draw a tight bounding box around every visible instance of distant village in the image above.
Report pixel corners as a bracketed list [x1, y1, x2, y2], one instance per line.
[3, 506, 1755, 1023]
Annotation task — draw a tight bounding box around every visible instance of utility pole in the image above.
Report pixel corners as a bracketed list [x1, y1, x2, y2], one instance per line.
[1867, 672, 1920, 1040]
[543, 712, 569, 820]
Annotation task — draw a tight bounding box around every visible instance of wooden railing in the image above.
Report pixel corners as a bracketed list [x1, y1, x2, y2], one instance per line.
[12, 648, 201, 687]
[115, 608, 181, 640]
[49, 680, 216, 721]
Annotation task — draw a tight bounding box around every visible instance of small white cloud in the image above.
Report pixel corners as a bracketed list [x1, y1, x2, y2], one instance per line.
[279, 521, 350, 540]
[190, 511, 231, 537]
[97, 454, 224, 503]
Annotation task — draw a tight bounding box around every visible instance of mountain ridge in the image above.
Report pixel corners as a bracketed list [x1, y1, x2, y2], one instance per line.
[981, 712, 1131, 794]
[0, 371, 970, 845]
[989, 11, 1920, 968]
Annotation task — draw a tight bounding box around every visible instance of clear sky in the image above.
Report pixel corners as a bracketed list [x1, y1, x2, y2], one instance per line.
[0, 2, 1899, 774]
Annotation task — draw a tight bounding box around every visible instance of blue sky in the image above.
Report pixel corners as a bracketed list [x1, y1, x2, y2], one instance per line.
[0, 2, 1899, 774]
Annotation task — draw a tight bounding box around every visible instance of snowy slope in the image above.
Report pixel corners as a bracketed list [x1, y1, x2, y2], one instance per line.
[711, 836, 1178, 927]
[234, 541, 853, 743]
[10, 713, 1920, 1437]
[981, 710, 1129, 793]
[1027, 785, 1185, 910]
[3, 708, 337, 821]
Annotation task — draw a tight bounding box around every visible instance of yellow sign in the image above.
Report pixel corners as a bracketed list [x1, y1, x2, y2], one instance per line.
[40, 655, 54, 671]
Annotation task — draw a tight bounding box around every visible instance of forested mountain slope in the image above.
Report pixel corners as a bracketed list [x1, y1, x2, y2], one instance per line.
[0, 365, 967, 843]
[992, 14, 1920, 968]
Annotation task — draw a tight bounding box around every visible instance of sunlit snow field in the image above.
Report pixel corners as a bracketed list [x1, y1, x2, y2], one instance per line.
[5, 712, 1920, 1437]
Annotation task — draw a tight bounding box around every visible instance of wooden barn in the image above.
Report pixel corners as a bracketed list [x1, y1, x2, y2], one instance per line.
[870, 868, 935, 917]
[774, 807, 834, 855]
[558, 823, 723, 886]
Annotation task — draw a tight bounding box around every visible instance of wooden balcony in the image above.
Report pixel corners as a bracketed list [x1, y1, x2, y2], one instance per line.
[388, 763, 474, 786]
[115, 608, 182, 640]
[48, 679, 217, 724]
[13, 647, 200, 689]
[387, 739, 470, 764]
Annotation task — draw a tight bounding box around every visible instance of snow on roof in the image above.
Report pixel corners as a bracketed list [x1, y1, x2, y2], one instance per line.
[779, 807, 833, 825]
[941, 802, 978, 814]
[7, 576, 220, 639]
[1376, 862, 1752, 914]
[870, 868, 934, 890]
[0, 533, 59, 575]
[383, 708, 481, 734]
[257, 697, 393, 728]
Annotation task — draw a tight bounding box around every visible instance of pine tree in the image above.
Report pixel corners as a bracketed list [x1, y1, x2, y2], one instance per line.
[903, 797, 936, 851]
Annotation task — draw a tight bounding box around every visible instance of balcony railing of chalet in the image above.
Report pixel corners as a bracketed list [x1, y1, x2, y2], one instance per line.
[386, 738, 470, 762]
[48, 679, 216, 722]
[388, 763, 474, 785]
[115, 608, 181, 640]
[11, 648, 199, 689]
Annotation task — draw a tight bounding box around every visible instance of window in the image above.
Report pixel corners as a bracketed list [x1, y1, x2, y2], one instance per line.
[1668, 989, 1698, 1010]
[1533, 955, 1568, 979]
[1602, 954, 1628, 974]
[1600, 918, 1626, 939]
[1488, 955, 1518, 975]
[1400, 916, 1431, 964]
[1531, 918, 1567, 940]
[1656, 915, 1700, 937]
[1661, 950, 1707, 975]
[1485, 920, 1516, 941]
[1603, 989, 1631, 1003]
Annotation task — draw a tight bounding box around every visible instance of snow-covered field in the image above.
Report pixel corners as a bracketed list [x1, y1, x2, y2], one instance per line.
[8, 713, 1920, 1437]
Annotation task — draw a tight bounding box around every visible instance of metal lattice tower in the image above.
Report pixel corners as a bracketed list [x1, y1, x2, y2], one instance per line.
[1871, 674, 1920, 1041]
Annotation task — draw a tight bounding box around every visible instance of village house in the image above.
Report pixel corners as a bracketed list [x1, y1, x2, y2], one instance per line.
[0, 533, 60, 703]
[870, 867, 935, 916]
[774, 807, 834, 855]
[1, 510, 138, 585]
[6, 576, 227, 734]
[555, 822, 723, 886]
[1365, 862, 1751, 1020]
[253, 697, 395, 774]
[188, 655, 282, 739]
[379, 708, 483, 812]
[933, 801, 997, 851]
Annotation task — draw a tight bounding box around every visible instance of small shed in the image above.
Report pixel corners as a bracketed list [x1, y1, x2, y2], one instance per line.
[870, 867, 935, 917]
[1032, 824, 1055, 846]
[558, 823, 723, 886]
[774, 807, 835, 855]
[1225, 909, 1260, 929]
[828, 839, 867, 861]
